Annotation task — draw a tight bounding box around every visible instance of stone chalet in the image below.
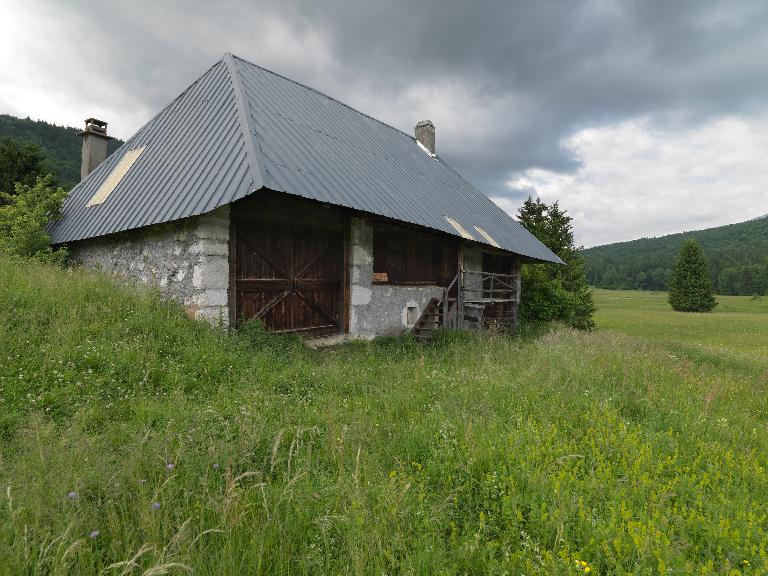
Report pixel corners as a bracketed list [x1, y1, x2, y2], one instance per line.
[49, 54, 561, 340]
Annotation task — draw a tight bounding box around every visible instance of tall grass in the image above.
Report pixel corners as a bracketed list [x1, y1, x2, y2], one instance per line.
[1, 259, 768, 574]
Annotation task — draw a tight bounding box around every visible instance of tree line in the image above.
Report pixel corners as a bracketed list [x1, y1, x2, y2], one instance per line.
[0, 113, 123, 190]
[582, 217, 768, 295]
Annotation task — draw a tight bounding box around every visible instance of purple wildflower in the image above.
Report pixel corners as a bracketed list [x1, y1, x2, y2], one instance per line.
[67, 491, 78, 499]
[165, 463, 174, 471]
[151, 501, 161, 510]
[212, 463, 220, 470]
[89, 530, 100, 539]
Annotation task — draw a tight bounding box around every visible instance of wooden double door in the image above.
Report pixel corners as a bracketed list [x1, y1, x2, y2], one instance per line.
[235, 221, 344, 336]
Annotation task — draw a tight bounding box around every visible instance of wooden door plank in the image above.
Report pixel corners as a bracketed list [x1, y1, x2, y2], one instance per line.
[235, 219, 343, 336]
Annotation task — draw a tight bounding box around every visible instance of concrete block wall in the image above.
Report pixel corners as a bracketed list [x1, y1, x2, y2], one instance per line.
[348, 217, 443, 339]
[190, 206, 231, 324]
[69, 206, 231, 327]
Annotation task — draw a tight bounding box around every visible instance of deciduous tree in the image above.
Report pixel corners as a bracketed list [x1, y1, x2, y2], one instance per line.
[0, 137, 48, 200]
[0, 175, 67, 263]
[518, 197, 595, 329]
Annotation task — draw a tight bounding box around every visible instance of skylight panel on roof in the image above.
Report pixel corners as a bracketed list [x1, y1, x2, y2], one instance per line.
[473, 226, 500, 248]
[444, 216, 476, 240]
[86, 147, 145, 207]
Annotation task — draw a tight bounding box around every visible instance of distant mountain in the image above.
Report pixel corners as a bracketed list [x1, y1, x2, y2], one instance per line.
[0, 114, 123, 189]
[582, 216, 768, 295]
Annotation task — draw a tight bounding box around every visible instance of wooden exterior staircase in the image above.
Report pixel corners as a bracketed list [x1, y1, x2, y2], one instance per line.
[411, 297, 442, 341]
[411, 269, 519, 341]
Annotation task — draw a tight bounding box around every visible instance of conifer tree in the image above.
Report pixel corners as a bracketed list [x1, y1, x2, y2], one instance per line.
[668, 239, 717, 312]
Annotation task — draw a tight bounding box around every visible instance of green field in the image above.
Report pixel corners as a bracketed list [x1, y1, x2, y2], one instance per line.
[595, 289, 768, 379]
[1, 260, 768, 575]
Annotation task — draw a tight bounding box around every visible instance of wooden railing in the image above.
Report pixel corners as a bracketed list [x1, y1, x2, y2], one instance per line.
[465, 270, 518, 301]
[441, 272, 459, 329]
[441, 269, 518, 330]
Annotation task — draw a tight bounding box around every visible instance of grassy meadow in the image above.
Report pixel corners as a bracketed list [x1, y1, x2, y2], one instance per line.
[1, 259, 768, 575]
[596, 288, 768, 349]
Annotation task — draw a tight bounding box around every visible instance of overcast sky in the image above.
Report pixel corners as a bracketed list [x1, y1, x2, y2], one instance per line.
[1, 0, 766, 246]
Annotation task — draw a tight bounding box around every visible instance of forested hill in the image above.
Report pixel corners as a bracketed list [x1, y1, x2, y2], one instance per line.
[0, 113, 124, 189]
[582, 215, 768, 295]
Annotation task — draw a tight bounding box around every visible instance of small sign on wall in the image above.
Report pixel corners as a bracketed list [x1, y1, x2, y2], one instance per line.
[373, 272, 389, 283]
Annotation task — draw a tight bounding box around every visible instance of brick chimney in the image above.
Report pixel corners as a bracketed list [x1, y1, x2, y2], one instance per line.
[79, 118, 110, 180]
[415, 120, 435, 155]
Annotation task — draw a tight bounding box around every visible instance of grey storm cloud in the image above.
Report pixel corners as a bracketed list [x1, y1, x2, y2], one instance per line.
[3, 0, 768, 212]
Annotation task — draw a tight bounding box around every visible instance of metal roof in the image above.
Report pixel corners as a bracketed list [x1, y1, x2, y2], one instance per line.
[50, 54, 562, 264]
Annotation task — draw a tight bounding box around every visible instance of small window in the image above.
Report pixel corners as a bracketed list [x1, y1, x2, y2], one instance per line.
[406, 305, 418, 325]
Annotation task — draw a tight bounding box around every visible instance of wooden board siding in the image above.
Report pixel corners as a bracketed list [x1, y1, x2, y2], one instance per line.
[372, 223, 458, 286]
[342, 216, 351, 334]
[232, 192, 345, 336]
[235, 222, 343, 335]
[482, 252, 515, 276]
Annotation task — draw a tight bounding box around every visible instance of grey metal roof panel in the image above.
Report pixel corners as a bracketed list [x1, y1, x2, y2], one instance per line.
[50, 54, 562, 264]
[49, 59, 257, 244]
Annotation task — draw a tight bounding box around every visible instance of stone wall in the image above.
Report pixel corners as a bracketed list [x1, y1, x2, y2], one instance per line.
[67, 205, 522, 337]
[68, 206, 231, 327]
[348, 217, 443, 339]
